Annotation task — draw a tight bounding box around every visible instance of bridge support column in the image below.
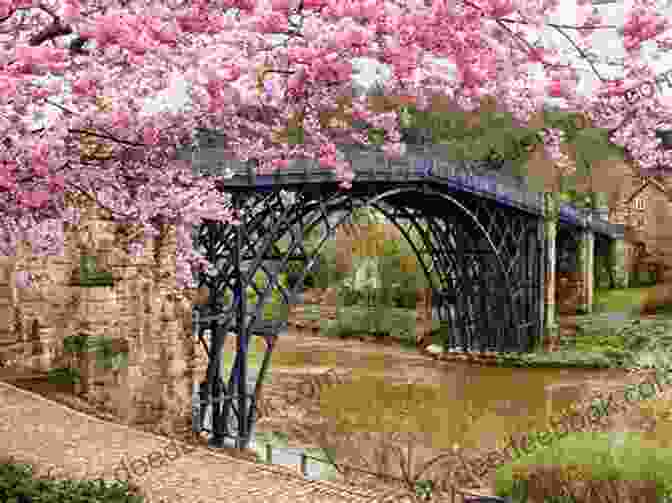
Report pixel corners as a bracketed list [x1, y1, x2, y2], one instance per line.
[577, 216, 595, 314]
[543, 193, 559, 345]
[609, 238, 629, 289]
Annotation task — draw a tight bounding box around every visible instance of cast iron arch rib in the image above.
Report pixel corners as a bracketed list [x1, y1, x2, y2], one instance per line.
[191, 184, 541, 449]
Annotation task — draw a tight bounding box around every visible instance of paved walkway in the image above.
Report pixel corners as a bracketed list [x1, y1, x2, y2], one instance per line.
[0, 381, 383, 503]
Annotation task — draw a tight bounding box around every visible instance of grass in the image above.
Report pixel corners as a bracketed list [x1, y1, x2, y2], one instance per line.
[298, 304, 417, 322]
[593, 287, 652, 314]
[493, 431, 672, 501]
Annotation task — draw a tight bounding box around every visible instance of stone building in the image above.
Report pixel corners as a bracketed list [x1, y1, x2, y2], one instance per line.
[0, 192, 208, 432]
[607, 171, 672, 284]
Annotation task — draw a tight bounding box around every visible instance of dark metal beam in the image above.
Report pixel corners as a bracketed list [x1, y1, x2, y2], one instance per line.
[191, 175, 549, 451]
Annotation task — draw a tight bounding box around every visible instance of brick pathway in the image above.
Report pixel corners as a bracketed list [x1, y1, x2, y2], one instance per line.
[0, 381, 383, 503]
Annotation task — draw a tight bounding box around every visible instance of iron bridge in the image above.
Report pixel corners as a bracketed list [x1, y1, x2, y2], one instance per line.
[177, 132, 625, 450]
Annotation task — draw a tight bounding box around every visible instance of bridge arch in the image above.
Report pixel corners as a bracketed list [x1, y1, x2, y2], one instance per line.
[191, 181, 544, 448]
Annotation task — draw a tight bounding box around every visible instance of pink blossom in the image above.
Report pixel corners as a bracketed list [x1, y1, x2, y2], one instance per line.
[303, 0, 327, 9]
[0, 171, 16, 190]
[31, 87, 51, 100]
[272, 159, 290, 169]
[0, 74, 17, 94]
[32, 162, 49, 177]
[489, 0, 515, 17]
[256, 13, 288, 33]
[319, 156, 337, 168]
[31, 142, 49, 164]
[143, 126, 160, 145]
[271, 0, 295, 11]
[0, 0, 666, 285]
[547, 80, 564, 97]
[15, 270, 32, 289]
[19, 190, 50, 208]
[72, 77, 96, 95]
[48, 174, 66, 192]
[110, 110, 131, 130]
[219, 65, 241, 82]
[60, 0, 81, 23]
[382, 142, 404, 158]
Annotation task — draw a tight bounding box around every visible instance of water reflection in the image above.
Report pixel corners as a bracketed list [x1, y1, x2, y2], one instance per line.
[314, 369, 590, 451]
[177, 330, 629, 481]
[265, 332, 627, 453]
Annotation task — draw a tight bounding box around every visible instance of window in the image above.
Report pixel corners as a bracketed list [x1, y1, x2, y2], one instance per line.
[634, 197, 646, 210]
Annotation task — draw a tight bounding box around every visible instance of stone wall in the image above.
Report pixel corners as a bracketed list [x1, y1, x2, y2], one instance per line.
[0, 194, 208, 428]
[556, 272, 586, 315]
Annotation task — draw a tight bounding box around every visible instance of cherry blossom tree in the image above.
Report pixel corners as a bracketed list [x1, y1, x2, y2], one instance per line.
[1, 0, 670, 288]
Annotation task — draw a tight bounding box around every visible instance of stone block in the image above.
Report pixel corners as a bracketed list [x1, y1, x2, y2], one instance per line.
[0, 198, 205, 426]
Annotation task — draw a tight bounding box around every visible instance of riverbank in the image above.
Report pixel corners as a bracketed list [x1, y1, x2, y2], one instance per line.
[4, 294, 672, 501]
[290, 302, 672, 371]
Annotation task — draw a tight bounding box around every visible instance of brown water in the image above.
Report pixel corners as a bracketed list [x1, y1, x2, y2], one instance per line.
[250, 331, 632, 453]
[1, 328, 641, 488]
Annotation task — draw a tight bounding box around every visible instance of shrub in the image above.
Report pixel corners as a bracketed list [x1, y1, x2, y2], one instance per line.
[322, 306, 416, 341]
[493, 431, 672, 502]
[47, 366, 81, 385]
[499, 351, 615, 368]
[428, 322, 452, 349]
[0, 458, 144, 503]
[313, 240, 348, 290]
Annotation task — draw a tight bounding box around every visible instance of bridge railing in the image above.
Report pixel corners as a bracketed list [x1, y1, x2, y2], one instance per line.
[177, 136, 624, 238]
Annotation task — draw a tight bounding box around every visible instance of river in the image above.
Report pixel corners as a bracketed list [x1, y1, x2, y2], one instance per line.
[200, 327, 634, 485]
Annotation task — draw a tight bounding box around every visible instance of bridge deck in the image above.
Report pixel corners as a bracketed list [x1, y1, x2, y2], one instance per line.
[0, 381, 381, 503]
[178, 141, 624, 239]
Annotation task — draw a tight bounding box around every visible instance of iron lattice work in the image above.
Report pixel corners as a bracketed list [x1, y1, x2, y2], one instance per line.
[190, 181, 545, 450]
[556, 224, 582, 276]
[594, 231, 614, 288]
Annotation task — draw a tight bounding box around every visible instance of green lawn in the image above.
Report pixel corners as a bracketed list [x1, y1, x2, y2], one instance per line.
[593, 287, 651, 314]
[493, 431, 672, 501]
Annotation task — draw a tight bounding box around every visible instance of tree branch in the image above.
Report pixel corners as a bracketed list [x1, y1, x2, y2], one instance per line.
[28, 19, 73, 46]
[551, 25, 606, 82]
[69, 36, 90, 55]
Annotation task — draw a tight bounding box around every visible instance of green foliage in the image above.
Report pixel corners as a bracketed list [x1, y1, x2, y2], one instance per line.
[92, 336, 129, 371]
[0, 458, 144, 503]
[494, 350, 617, 369]
[78, 255, 114, 287]
[428, 322, 452, 349]
[394, 102, 627, 195]
[493, 431, 672, 501]
[541, 110, 626, 193]
[78, 273, 114, 287]
[243, 269, 290, 320]
[312, 239, 347, 289]
[559, 189, 595, 209]
[402, 105, 542, 167]
[323, 306, 417, 341]
[61, 334, 129, 373]
[286, 124, 304, 145]
[332, 218, 432, 311]
[367, 127, 386, 146]
[63, 334, 93, 354]
[47, 367, 81, 385]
